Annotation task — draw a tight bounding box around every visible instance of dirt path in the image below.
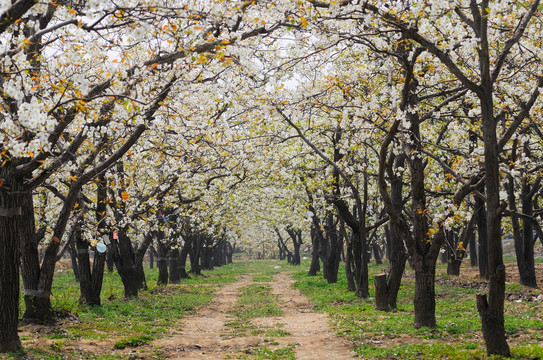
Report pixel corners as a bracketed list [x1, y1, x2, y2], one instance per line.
[151, 272, 354, 359]
[265, 273, 354, 360]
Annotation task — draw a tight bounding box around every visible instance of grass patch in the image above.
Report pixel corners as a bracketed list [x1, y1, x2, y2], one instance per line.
[231, 284, 282, 320]
[266, 328, 290, 337]
[292, 260, 543, 359]
[6, 258, 541, 359]
[251, 344, 296, 360]
[10, 262, 235, 358]
[224, 280, 283, 338]
[113, 333, 155, 349]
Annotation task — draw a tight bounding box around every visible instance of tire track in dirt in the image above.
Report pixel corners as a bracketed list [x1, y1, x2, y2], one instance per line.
[264, 272, 354, 359]
[150, 271, 354, 359]
[151, 274, 256, 358]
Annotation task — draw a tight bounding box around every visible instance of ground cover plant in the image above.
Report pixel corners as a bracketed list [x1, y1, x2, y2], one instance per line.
[292, 259, 543, 360]
[7, 262, 249, 359]
[1, 258, 542, 359]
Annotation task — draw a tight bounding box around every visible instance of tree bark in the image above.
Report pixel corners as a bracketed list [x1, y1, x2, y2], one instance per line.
[478, 65, 510, 356]
[372, 242, 383, 265]
[67, 240, 80, 281]
[169, 247, 181, 284]
[76, 225, 105, 306]
[201, 238, 213, 270]
[226, 242, 234, 264]
[386, 154, 408, 310]
[476, 195, 489, 279]
[508, 142, 538, 288]
[0, 164, 23, 352]
[324, 213, 341, 283]
[156, 231, 169, 286]
[469, 221, 478, 267]
[345, 235, 356, 292]
[189, 235, 202, 275]
[110, 230, 140, 297]
[413, 260, 437, 328]
[286, 227, 303, 266]
[307, 225, 321, 276]
[179, 237, 192, 278]
[374, 274, 389, 311]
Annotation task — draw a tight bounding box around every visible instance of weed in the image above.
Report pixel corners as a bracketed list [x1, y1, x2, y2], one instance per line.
[293, 260, 543, 360]
[251, 344, 296, 360]
[266, 329, 290, 337]
[113, 333, 155, 349]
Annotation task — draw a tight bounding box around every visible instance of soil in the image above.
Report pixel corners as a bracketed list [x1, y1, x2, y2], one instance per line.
[436, 262, 543, 301]
[149, 272, 354, 359]
[15, 270, 353, 359]
[12, 259, 543, 359]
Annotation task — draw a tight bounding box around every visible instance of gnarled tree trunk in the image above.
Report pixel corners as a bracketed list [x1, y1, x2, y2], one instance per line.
[0, 164, 23, 352]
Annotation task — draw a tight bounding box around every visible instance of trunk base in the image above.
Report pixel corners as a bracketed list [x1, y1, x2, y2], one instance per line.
[477, 264, 510, 357]
[374, 274, 389, 311]
[413, 266, 436, 329]
[0, 338, 21, 353]
[23, 295, 54, 323]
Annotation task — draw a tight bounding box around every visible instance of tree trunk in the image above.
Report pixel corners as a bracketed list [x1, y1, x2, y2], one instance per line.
[67, 241, 80, 281]
[292, 242, 301, 265]
[307, 225, 320, 276]
[446, 219, 474, 277]
[324, 213, 341, 283]
[345, 236, 356, 292]
[386, 224, 407, 310]
[156, 233, 169, 286]
[372, 242, 383, 265]
[413, 260, 437, 328]
[169, 248, 181, 284]
[469, 221, 478, 267]
[226, 242, 233, 264]
[189, 235, 202, 275]
[277, 238, 284, 260]
[476, 195, 489, 279]
[478, 82, 510, 356]
[374, 274, 389, 311]
[0, 164, 23, 352]
[77, 172, 108, 306]
[385, 154, 408, 310]
[179, 238, 192, 278]
[106, 250, 115, 272]
[77, 227, 97, 305]
[110, 231, 140, 297]
[201, 238, 213, 270]
[286, 227, 303, 266]
[517, 156, 537, 287]
[21, 183, 53, 322]
[132, 232, 153, 292]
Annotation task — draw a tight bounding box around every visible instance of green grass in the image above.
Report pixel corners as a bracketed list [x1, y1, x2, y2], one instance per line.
[8, 262, 240, 359]
[251, 344, 297, 360]
[231, 284, 282, 320]
[4, 257, 542, 360]
[113, 333, 155, 349]
[292, 260, 543, 360]
[224, 278, 284, 338]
